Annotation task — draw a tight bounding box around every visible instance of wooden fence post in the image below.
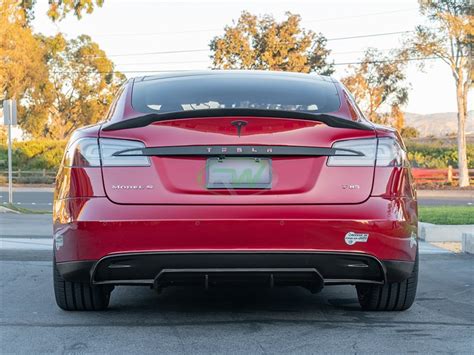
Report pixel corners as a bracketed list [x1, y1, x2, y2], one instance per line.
[447, 165, 453, 184]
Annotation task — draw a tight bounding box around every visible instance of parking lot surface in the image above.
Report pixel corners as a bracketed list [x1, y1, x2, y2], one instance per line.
[1, 248, 473, 354]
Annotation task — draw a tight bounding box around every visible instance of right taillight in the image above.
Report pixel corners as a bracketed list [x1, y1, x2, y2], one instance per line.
[375, 137, 407, 167]
[327, 138, 377, 166]
[327, 137, 406, 167]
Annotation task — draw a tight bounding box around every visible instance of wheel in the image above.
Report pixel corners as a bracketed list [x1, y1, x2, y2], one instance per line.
[356, 249, 418, 311]
[53, 260, 111, 311]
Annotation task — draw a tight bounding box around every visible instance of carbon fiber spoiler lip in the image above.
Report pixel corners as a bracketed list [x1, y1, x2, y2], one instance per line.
[101, 108, 373, 131]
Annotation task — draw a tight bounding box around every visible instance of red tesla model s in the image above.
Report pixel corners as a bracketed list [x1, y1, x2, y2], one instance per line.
[53, 70, 418, 311]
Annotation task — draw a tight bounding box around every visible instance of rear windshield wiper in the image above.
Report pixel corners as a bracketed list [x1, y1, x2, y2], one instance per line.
[102, 108, 373, 131]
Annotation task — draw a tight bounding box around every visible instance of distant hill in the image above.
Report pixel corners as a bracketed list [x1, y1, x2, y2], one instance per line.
[404, 111, 473, 137]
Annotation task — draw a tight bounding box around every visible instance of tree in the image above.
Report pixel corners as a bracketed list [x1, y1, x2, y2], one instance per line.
[1, 1, 119, 140]
[210, 11, 334, 75]
[19, 0, 104, 22]
[400, 126, 420, 139]
[405, 0, 472, 187]
[0, 0, 48, 100]
[20, 34, 125, 139]
[47, 0, 104, 21]
[341, 48, 409, 129]
[0, 1, 47, 145]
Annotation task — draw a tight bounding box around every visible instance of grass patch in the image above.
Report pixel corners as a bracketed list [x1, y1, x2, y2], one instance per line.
[3, 203, 51, 214]
[419, 205, 474, 225]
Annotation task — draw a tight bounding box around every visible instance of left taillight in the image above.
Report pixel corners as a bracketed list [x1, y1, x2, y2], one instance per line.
[63, 138, 150, 167]
[100, 138, 150, 166]
[64, 138, 101, 167]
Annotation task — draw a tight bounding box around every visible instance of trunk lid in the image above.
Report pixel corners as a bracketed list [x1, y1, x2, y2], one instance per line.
[100, 116, 376, 205]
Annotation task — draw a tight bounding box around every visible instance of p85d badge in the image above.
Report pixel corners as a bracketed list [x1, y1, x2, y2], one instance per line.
[345, 232, 369, 245]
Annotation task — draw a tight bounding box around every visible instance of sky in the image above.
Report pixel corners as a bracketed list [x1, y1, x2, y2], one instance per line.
[31, 0, 473, 115]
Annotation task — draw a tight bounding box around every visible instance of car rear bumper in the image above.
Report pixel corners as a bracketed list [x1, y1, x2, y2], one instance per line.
[53, 196, 418, 276]
[56, 251, 415, 287]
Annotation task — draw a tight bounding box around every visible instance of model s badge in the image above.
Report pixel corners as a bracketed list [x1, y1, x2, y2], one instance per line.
[112, 185, 154, 190]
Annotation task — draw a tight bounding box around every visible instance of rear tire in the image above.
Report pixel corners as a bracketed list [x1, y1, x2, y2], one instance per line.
[356, 249, 418, 311]
[53, 260, 111, 311]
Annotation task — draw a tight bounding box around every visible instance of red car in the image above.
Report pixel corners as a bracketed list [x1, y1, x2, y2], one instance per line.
[53, 71, 418, 311]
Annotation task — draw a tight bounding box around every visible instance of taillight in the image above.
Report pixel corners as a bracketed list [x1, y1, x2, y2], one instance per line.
[375, 137, 407, 167]
[64, 138, 101, 167]
[63, 138, 150, 167]
[327, 137, 406, 167]
[327, 138, 377, 166]
[100, 138, 150, 166]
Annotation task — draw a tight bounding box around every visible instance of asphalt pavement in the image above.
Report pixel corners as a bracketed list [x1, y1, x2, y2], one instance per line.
[417, 189, 474, 206]
[1, 188, 473, 212]
[1, 249, 473, 353]
[1, 212, 474, 353]
[0, 187, 53, 211]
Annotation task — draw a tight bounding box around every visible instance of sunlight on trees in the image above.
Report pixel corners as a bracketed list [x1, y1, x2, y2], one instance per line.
[20, 34, 125, 139]
[0, 0, 48, 100]
[405, 0, 472, 186]
[210, 11, 334, 74]
[1, 1, 122, 140]
[19, 0, 105, 22]
[341, 48, 409, 130]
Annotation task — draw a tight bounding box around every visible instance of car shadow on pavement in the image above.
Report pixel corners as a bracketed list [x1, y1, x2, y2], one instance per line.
[107, 284, 363, 314]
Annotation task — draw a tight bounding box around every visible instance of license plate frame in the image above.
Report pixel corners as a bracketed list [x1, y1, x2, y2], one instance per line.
[206, 157, 272, 189]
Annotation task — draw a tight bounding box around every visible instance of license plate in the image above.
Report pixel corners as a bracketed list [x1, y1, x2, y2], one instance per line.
[206, 158, 272, 189]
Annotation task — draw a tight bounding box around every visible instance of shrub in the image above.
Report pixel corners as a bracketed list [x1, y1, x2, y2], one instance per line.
[400, 126, 419, 139]
[0, 139, 66, 171]
[405, 139, 474, 169]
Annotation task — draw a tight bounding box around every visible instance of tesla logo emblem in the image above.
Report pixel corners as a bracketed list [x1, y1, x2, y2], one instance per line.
[231, 120, 248, 137]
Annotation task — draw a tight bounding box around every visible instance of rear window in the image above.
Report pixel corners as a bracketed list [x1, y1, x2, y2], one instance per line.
[132, 74, 340, 114]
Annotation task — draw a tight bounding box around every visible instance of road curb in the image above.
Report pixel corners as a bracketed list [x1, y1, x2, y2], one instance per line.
[0, 206, 20, 214]
[462, 233, 474, 254]
[419, 222, 474, 242]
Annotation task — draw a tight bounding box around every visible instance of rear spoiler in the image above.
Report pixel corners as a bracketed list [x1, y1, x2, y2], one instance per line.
[102, 108, 373, 131]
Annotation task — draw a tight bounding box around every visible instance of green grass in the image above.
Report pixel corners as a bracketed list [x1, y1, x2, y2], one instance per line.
[2, 203, 51, 214]
[419, 205, 474, 225]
